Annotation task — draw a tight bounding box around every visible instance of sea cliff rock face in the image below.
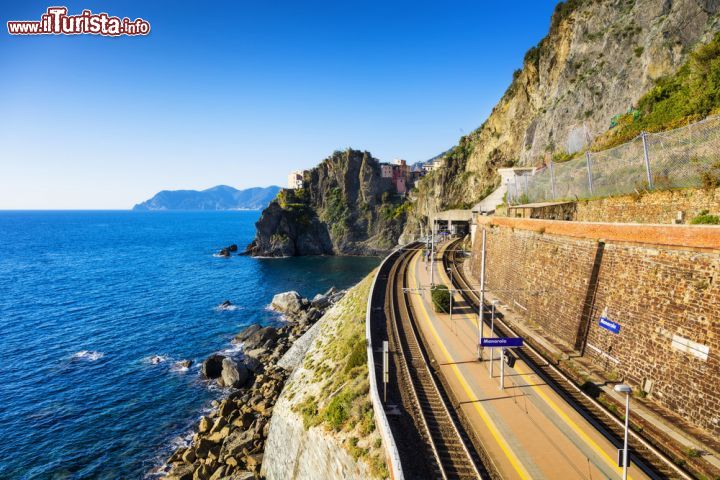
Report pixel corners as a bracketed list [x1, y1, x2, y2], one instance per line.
[248, 200, 334, 256]
[402, 0, 720, 239]
[248, 149, 406, 256]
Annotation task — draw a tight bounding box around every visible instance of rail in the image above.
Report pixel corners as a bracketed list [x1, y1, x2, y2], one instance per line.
[395, 248, 485, 478]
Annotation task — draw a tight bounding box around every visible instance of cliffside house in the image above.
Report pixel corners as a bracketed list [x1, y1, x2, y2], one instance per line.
[423, 158, 444, 173]
[287, 170, 304, 190]
[379, 159, 414, 194]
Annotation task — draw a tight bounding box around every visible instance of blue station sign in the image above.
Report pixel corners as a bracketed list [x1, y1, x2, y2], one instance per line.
[481, 337, 524, 348]
[599, 316, 621, 334]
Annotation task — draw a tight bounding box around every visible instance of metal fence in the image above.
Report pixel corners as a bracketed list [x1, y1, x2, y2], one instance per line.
[507, 115, 720, 204]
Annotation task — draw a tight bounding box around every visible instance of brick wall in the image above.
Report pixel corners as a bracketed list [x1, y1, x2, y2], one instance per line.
[471, 227, 598, 348]
[470, 217, 720, 435]
[575, 188, 720, 224]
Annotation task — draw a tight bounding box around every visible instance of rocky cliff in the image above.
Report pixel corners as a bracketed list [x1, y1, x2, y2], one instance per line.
[247, 149, 406, 256]
[402, 0, 720, 239]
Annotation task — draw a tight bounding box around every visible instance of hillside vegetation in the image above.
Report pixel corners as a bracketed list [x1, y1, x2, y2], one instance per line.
[594, 31, 720, 150]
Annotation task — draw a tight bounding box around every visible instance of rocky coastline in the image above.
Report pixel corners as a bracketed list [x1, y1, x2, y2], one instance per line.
[161, 288, 346, 480]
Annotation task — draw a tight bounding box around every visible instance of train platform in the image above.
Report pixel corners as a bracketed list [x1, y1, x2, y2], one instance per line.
[405, 242, 651, 480]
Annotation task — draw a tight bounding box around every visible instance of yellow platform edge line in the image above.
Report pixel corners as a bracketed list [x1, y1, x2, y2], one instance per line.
[409, 251, 533, 480]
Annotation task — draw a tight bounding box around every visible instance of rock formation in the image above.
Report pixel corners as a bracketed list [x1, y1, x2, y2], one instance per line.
[247, 149, 406, 256]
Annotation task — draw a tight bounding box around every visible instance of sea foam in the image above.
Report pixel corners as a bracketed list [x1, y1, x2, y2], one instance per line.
[71, 350, 104, 361]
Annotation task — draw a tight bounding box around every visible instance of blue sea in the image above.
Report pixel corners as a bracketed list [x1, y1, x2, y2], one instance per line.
[0, 211, 379, 479]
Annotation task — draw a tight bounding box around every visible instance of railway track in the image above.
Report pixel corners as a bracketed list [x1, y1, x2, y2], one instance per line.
[443, 238, 693, 480]
[386, 245, 485, 480]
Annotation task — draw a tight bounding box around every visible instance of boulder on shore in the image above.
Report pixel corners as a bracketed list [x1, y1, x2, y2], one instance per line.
[243, 348, 266, 372]
[221, 357, 250, 388]
[232, 324, 261, 344]
[241, 326, 279, 351]
[202, 354, 226, 379]
[269, 291, 305, 316]
[310, 293, 331, 310]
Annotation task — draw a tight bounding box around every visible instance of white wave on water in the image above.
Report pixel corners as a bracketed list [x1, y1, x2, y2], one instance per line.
[71, 350, 104, 361]
[214, 304, 240, 312]
[219, 342, 244, 356]
[169, 361, 195, 373]
[144, 355, 169, 365]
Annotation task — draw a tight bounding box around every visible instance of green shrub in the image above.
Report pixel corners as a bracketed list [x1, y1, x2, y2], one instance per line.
[691, 210, 720, 224]
[299, 396, 321, 428]
[323, 187, 350, 230]
[324, 391, 352, 430]
[431, 285, 451, 313]
[359, 409, 375, 435]
[701, 165, 720, 190]
[369, 453, 389, 479]
[344, 338, 367, 373]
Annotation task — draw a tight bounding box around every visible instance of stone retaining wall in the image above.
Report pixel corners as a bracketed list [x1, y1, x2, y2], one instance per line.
[471, 216, 720, 436]
[575, 188, 720, 224]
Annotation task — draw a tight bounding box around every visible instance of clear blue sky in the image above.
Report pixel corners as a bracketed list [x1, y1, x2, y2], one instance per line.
[0, 1, 559, 209]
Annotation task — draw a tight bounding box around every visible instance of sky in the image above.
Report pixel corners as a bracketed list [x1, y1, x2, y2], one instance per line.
[0, 1, 560, 209]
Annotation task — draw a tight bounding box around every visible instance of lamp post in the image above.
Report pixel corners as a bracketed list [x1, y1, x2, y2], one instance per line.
[614, 384, 632, 480]
[446, 267, 454, 325]
[430, 219, 436, 286]
[477, 228, 486, 360]
[490, 300, 499, 378]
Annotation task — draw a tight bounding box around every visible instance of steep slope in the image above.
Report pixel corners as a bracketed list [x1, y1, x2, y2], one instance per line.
[247, 149, 406, 256]
[133, 185, 280, 211]
[262, 273, 387, 479]
[403, 0, 720, 237]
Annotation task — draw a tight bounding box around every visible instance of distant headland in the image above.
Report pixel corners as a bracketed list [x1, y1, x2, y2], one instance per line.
[133, 185, 281, 211]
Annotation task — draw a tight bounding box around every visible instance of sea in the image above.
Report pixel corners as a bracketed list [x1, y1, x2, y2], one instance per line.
[0, 210, 380, 479]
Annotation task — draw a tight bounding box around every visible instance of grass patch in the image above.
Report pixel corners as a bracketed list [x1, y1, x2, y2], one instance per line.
[299, 396, 321, 429]
[344, 337, 367, 373]
[691, 209, 720, 224]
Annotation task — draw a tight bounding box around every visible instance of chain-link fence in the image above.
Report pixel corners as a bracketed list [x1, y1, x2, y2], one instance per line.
[507, 115, 720, 204]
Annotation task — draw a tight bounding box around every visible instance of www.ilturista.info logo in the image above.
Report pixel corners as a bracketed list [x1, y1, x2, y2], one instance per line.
[7, 7, 150, 36]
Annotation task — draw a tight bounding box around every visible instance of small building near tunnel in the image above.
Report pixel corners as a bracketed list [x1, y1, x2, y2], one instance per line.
[431, 209, 473, 238]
